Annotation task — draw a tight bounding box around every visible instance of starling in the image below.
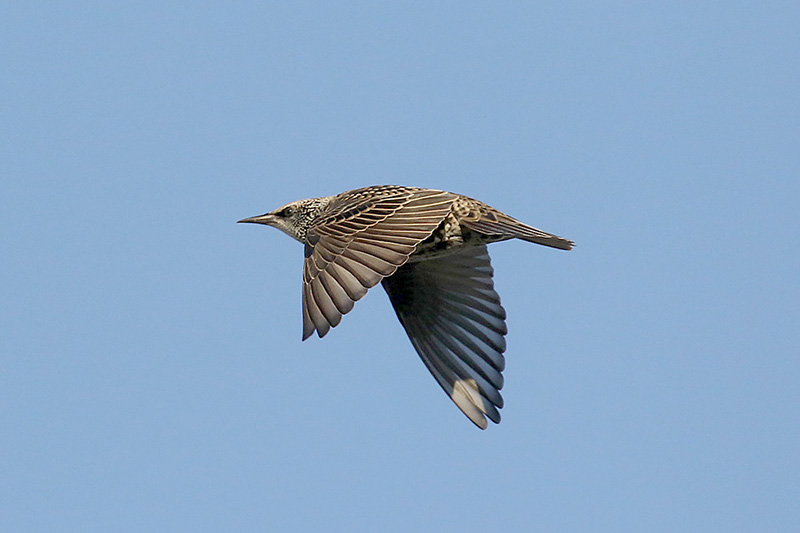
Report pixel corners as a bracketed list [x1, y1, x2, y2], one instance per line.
[238, 185, 573, 429]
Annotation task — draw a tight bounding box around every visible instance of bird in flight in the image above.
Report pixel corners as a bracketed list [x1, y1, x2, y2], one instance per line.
[239, 185, 572, 429]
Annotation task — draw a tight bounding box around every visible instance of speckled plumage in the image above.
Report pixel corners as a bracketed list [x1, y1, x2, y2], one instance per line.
[239, 185, 573, 429]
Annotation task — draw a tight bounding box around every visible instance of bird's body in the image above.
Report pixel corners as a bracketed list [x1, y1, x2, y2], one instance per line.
[239, 185, 572, 429]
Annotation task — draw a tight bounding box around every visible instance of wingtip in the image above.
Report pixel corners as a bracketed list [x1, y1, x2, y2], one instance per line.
[302, 325, 329, 341]
[302, 322, 315, 341]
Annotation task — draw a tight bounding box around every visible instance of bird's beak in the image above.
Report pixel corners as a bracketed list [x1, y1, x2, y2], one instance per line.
[237, 213, 276, 225]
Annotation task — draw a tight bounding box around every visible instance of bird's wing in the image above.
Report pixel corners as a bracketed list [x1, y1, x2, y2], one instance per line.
[381, 245, 507, 429]
[455, 196, 574, 250]
[301, 187, 456, 340]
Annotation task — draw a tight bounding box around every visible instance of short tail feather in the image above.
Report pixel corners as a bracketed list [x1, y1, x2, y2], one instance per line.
[462, 216, 574, 250]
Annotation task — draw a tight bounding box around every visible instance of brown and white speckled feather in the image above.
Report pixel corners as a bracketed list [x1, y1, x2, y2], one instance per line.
[238, 185, 573, 429]
[453, 195, 574, 250]
[302, 187, 458, 340]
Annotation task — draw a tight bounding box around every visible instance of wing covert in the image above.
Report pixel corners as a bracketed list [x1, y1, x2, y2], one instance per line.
[301, 187, 457, 339]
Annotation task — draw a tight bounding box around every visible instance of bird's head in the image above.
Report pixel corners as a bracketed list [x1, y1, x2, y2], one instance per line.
[238, 197, 328, 243]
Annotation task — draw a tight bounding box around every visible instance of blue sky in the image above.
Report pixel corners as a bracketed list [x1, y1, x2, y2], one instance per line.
[2, 2, 798, 531]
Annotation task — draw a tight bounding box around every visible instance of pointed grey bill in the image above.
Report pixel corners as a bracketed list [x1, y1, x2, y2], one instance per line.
[237, 214, 275, 225]
[381, 245, 507, 430]
[300, 188, 458, 340]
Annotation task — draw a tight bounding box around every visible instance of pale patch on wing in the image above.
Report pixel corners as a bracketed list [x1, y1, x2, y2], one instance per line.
[301, 188, 457, 339]
[381, 245, 507, 429]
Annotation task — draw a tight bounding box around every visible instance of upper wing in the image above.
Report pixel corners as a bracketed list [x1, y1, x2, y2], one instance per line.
[381, 245, 507, 429]
[301, 187, 456, 340]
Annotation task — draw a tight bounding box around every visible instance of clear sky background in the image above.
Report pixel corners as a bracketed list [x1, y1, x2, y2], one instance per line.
[2, 3, 798, 531]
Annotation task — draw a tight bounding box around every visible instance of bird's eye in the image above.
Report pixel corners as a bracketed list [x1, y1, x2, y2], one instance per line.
[282, 206, 295, 217]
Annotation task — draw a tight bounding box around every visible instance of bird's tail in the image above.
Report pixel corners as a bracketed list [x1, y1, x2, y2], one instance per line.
[462, 214, 574, 250]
